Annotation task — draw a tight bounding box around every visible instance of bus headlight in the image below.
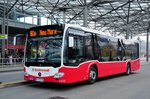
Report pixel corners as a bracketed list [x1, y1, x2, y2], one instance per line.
[54, 72, 64, 79]
[24, 72, 28, 76]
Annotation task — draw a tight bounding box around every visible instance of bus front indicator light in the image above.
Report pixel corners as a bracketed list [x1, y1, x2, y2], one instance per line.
[54, 72, 64, 79]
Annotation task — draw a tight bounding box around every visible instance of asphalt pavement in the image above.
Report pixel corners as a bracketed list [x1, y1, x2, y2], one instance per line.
[0, 71, 24, 83]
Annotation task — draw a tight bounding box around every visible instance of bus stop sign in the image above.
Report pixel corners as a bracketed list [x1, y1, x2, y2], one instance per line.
[0, 34, 7, 39]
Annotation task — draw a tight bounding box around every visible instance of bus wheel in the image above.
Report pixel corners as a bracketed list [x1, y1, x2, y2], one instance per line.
[88, 66, 97, 84]
[126, 63, 131, 75]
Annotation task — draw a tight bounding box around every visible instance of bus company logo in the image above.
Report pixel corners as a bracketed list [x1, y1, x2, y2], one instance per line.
[32, 68, 50, 72]
[38, 72, 42, 77]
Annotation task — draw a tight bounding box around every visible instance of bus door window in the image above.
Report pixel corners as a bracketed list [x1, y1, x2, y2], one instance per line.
[94, 34, 101, 61]
[121, 40, 126, 60]
[118, 46, 122, 60]
[135, 43, 139, 59]
[109, 45, 113, 61]
[85, 32, 94, 60]
[67, 36, 84, 65]
[117, 40, 125, 61]
[65, 28, 84, 66]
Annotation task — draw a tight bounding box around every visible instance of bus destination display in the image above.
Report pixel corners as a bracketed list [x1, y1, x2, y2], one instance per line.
[29, 29, 62, 37]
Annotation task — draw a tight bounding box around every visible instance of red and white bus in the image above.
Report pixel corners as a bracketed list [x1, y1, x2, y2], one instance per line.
[24, 24, 140, 84]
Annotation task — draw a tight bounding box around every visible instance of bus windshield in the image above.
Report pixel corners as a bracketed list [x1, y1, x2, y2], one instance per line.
[25, 35, 63, 67]
[25, 25, 63, 67]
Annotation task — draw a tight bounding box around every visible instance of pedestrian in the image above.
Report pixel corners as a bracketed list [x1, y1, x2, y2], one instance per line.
[4, 53, 9, 64]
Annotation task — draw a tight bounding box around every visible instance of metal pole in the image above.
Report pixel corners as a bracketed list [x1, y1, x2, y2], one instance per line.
[6, 12, 9, 52]
[32, 15, 34, 24]
[94, 21, 96, 29]
[126, 24, 130, 39]
[111, 27, 113, 36]
[83, 0, 88, 27]
[2, 0, 6, 58]
[51, 14, 53, 25]
[126, 0, 131, 39]
[63, 10, 66, 24]
[137, 37, 142, 58]
[46, 17, 49, 25]
[37, 14, 41, 25]
[6, 0, 9, 52]
[146, 22, 150, 62]
[114, 27, 117, 37]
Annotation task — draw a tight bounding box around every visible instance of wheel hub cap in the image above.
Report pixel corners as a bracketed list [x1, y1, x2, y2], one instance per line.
[90, 71, 96, 80]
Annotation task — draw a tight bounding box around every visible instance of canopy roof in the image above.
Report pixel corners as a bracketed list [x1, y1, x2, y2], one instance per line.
[0, 0, 150, 38]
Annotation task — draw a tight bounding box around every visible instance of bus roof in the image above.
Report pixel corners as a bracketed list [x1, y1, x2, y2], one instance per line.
[65, 24, 107, 35]
[65, 24, 118, 42]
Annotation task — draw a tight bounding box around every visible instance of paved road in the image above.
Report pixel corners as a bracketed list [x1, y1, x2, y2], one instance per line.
[0, 62, 150, 99]
[0, 71, 24, 83]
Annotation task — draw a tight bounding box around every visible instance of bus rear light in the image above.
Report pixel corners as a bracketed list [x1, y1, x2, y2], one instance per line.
[54, 72, 64, 79]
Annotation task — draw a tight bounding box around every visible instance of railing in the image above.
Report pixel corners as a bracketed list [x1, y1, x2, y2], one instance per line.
[0, 58, 24, 67]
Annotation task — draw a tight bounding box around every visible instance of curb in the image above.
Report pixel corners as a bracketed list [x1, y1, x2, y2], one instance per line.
[141, 62, 150, 66]
[0, 80, 27, 89]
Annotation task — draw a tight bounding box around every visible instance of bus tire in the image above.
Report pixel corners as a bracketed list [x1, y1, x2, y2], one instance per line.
[126, 63, 131, 75]
[88, 66, 97, 84]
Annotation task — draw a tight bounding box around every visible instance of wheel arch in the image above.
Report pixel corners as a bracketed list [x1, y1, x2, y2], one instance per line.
[88, 64, 98, 84]
[125, 60, 132, 67]
[87, 62, 98, 79]
[126, 61, 131, 75]
[91, 64, 98, 75]
[127, 62, 131, 66]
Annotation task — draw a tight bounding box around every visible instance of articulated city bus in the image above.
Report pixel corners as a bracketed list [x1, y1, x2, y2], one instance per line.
[24, 24, 140, 84]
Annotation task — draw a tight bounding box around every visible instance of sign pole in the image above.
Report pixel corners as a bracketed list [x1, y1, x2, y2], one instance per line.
[146, 22, 150, 62]
[1, 0, 6, 58]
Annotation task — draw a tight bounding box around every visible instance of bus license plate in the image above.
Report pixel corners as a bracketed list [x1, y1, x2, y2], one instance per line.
[36, 78, 44, 82]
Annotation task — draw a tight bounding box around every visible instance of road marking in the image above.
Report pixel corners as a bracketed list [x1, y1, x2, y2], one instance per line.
[48, 96, 68, 99]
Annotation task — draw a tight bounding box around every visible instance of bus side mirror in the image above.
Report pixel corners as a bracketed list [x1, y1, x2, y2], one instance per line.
[69, 36, 74, 47]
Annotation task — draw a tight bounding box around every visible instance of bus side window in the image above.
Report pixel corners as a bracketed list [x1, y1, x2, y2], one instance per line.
[85, 33, 94, 60]
[98, 36, 110, 61]
[125, 44, 131, 60]
[135, 43, 139, 59]
[132, 43, 139, 59]
[109, 40, 118, 61]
